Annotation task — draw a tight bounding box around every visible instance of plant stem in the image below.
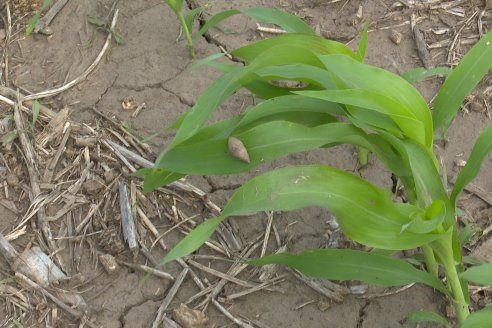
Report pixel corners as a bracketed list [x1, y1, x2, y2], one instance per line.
[422, 245, 438, 277]
[443, 261, 469, 324]
[177, 13, 195, 58]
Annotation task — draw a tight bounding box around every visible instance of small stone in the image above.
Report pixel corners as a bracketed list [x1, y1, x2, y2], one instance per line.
[390, 30, 402, 45]
[99, 254, 119, 274]
[454, 159, 467, 167]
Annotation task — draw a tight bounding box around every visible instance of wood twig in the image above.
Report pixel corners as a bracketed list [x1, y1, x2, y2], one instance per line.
[119, 181, 138, 251]
[117, 260, 174, 281]
[152, 268, 189, 328]
[34, 0, 70, 33]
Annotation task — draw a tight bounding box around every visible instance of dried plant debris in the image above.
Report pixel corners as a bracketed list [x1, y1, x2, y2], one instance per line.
[0, 89, 234, 325]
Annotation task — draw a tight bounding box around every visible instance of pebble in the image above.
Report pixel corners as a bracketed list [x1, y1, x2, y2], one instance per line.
[390, 30, 402, 45]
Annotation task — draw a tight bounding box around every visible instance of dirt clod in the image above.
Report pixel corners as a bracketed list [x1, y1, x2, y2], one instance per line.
[390, 30, 402, 45]
[173, 304, 209, 328]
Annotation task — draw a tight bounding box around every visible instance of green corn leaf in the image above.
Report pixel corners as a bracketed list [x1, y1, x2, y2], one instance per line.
[231, 34, 357, 64]
[184, 6, 204, 34]
[197, 9, 241, 37]
[296, 89, 427, 147]
[319, 55, 433, 149]
[160, 216, 223, 266]
[191, 53, 235, 72]
[398, 140, 444, 205]
[450, 125, 492, 208]
[399, 200, 446, 234]
[433, 29, 492, 134]
[256, 64, 337, 89]
[165, 0, 184, 14]
[160, 166, 446, 269]
[401, 140, 463, 260]
[461, 308, 492, 328]
[401, 66, 452, 84]
[170, 66, 243, 146]
[157, 121, 374, 175]
[243, 7, 314, 34]
[406, 310, 450, 327]
[458, 224, 478, 247]
[247, 249, 448, 294]
[460, 263, 492, 286]
[143, 169, 185, 193]
[357, 21, 369, 61]
[228, 95, 344, 135]
[170, 44, 326, 147]
[159, 118, 409, 182]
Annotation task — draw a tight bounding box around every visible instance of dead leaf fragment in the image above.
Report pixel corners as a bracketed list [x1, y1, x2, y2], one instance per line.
[99, 253, 119, 274]
[228, 137, 250, 163]
[173, 303, 209, 328]
[121, 96, 139, 111]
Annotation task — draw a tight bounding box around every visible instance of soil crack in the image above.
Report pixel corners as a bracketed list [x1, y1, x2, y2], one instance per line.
[205, 176, 242, 192]
[161, 85, 195, 107]
[114, 81, 164, 92]
[185, 0, 232, 54]
[95, 73, 119, 106]
[356, 300, 371, 328]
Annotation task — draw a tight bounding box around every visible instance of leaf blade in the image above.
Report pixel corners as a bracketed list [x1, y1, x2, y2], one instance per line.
[244, 7, 314, 34]
[433, 29, 492, 133]
[248, 249, 448, 293]
[460, 263, 492, 286]
[461, 308, 492, 328]
[406, 310, 451, 328]
[450, 125, 492, 207]
[197, 9, 241, 37]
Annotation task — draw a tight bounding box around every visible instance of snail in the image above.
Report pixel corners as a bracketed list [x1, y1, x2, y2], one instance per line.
[228, 137, 250, 164]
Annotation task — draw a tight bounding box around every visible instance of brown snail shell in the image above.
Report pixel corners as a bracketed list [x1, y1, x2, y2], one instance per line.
[228, 137, 250, 163]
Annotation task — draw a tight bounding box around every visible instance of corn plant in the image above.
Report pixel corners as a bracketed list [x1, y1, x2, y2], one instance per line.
[143, 10, 492, 326]
[163, 1, 313, 58]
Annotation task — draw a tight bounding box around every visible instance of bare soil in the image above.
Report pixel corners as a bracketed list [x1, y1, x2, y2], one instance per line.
[0, 0, 491, 327]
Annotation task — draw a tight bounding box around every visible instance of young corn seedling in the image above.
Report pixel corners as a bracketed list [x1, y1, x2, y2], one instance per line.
[163, 1, 313, 58]
[143, 10, 492, 326]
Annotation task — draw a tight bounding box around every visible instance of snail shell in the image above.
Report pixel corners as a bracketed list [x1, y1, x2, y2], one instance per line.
[228, 137, 250, 163]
